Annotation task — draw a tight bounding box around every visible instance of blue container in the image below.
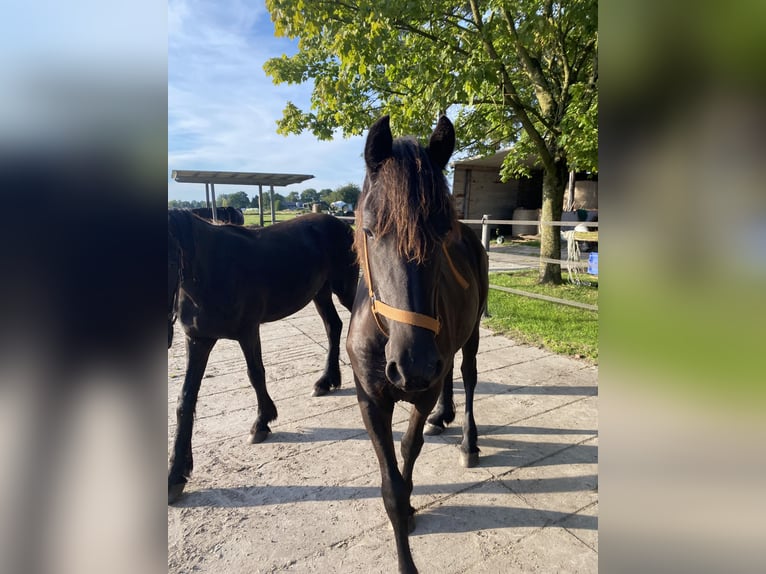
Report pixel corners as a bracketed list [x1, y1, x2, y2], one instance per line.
[588, 252, 599, 275]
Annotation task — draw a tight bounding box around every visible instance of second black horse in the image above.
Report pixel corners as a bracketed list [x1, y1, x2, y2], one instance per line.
[168, 210, 359, 503]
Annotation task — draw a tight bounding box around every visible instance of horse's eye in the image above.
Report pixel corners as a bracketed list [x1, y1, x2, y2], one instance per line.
[363, 227, 374, 239]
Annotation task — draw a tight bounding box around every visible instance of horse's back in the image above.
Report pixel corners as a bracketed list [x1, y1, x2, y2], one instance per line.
[268, 213, 356, 270]
[172, 210, 356, 332]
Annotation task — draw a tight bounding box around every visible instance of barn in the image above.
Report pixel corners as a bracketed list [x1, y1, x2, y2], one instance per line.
[451, 150, 598, 237]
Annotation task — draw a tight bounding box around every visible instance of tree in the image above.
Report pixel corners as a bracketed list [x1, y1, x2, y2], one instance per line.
[300, 188, 319, 203]
[225, 190, 251, 209]
[329, 183, 361, 207]
[168, 199, 205, 208]
[318, 188, 334, 202]
[286, 190, 300, 203]
[272, 192, 287, 211]
[265, 0, 597, 284]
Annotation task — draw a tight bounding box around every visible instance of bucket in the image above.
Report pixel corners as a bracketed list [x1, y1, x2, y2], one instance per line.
[587, 252, 599, 275]
[311, 203, 321, 214]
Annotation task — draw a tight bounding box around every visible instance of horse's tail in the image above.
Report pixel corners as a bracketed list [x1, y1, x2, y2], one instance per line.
[331, 220, 360, 312]
[168, 209, 198, 267]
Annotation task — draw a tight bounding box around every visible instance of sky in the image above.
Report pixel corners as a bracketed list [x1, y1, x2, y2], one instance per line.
[168, 0, 367, 202]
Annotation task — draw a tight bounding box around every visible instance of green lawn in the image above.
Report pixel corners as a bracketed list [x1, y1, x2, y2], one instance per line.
[243, 210, 303, 226]
[483, 270, 599, 362]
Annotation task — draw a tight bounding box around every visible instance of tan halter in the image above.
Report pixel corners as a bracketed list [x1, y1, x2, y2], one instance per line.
[361, 231, 469, 337]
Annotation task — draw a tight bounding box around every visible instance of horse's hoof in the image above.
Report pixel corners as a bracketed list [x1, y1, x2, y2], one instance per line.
[249, 429, 271, 444]
[460, 451, 480, 468]
[423, 423, 444, 436]
[312, 386, 329, 397]
[168, 483, 185, 505]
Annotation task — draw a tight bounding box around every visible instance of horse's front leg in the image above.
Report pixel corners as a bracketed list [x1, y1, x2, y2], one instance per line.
[356, 383, 418, 574]
[168, 335, 216, 504]
[459, 324, 481, 467]
[311, 283, 343, 396]
[239, 329, 277, 443]
[401, 388, 441, 530]
[424, 358, 455, 435]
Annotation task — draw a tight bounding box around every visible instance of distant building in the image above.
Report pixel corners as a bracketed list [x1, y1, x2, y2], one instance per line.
[451, 150, 597, 236]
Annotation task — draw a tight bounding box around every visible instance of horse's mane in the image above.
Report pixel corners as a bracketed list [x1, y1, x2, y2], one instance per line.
[354, 137, 457, 264]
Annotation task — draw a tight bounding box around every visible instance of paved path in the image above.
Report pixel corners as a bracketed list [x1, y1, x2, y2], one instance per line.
[168, 299, 598, 573]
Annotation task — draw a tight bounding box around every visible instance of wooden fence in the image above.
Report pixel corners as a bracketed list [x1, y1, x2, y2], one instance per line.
[336, 214, 599, 312]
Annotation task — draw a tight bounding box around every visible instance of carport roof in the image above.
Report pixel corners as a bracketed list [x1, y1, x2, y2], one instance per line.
[171, 170, 314, 187]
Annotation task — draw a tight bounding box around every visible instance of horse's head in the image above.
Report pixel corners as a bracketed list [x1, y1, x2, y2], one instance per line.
[355, 115, 456, 392]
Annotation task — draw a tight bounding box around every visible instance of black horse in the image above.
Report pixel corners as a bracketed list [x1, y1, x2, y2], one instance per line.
[190, 206, 245, 225]
[168, 210, 359, 503]
[346, 116, 489, 574]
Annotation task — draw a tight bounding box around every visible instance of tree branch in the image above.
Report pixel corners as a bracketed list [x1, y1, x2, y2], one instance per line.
[467, 0, 554, 170]
[501, 6, 557, 119]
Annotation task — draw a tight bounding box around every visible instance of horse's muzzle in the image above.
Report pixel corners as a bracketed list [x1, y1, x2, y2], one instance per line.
[385, 357, 443, 392]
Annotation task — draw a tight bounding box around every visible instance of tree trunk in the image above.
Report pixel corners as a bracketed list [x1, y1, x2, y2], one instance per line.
[538, 160, 567, 285]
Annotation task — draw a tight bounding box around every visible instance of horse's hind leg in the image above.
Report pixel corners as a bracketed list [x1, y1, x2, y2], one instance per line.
[333, 261, 360, 312]
[424, 358, 455, 435]
[169, 335, 216, 504]
[311, 283, 343, 396]
[239, 330, 278, 444]
[458, 323, 481, 467]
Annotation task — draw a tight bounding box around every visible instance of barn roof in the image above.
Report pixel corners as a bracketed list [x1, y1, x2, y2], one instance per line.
[451, 149, 511, 170]
[171, 170, 314, 187]
[451, 149, 539, 171]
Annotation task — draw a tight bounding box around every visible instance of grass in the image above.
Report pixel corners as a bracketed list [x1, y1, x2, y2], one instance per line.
[243, 210, 355, 227]
[483, 269, 599, 362]
[243, 211, 303, 226]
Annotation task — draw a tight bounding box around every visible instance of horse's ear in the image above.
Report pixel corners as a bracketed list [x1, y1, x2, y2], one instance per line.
[427, 115, 455, 171]
[365, 115, 393, 172]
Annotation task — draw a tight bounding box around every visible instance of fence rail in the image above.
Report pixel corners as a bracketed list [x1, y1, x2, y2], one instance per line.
[461, 218, 599, 227]
[464, 214, 598, 313]
[333, 212, 598, 313]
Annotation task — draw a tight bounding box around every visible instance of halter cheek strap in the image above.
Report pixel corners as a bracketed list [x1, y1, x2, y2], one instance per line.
[361, 232, 469, 337]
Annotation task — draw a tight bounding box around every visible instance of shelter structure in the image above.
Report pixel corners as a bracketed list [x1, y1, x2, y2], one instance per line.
[451, 151, 597, 236]
[171, 170, 314, 226]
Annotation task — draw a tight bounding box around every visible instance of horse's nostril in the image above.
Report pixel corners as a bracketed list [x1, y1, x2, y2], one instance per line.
[385, 361, 401, 384]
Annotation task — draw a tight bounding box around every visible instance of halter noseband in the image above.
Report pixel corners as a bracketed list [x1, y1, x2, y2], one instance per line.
[361, 229, 469, 338]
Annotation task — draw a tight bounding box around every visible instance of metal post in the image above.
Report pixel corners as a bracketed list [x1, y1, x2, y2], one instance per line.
[269, 185, 276, 225]
[258, 185, 264, 227]
[481, 214, 490, 318]
[481, 214, 491, 252]
[205, 183, 210, 208]
[210, 183, 218, 222]
[257, 185, 264, 226]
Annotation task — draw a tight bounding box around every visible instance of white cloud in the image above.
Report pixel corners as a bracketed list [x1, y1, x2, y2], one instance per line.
[168, 0, 366, 202]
